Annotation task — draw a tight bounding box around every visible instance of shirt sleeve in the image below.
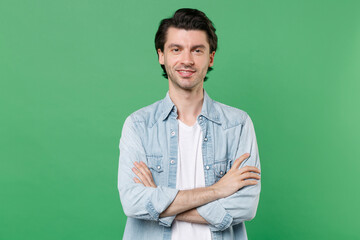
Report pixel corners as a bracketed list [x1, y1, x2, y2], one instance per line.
[117, 115, 179, 226]
[196, 115, 261, 232]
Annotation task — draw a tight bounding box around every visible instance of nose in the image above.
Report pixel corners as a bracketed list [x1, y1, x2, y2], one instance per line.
[181, 50, 194, 66]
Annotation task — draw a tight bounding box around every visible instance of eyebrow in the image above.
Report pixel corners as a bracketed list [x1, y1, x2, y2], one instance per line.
[167, 43, 206, 49]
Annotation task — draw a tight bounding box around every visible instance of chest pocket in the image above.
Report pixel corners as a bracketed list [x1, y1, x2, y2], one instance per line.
[146, 154, 164, 186]
[213, 159, 229, 182]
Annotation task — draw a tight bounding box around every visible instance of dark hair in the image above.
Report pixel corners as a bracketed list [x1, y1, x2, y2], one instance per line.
[154, 8, 218, 81]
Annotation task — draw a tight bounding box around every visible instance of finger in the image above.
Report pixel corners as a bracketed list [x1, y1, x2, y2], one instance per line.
[132, 166, 142, 178]
[140, 161, 154, 180]
[140, 162, 156, 184]
[231, 153, 250, 170]
[239, 166, 261, 174]
[240, 172, 261, 180]
[133, 177, 142, 184]
[132, 166, 151, 187]
[139, 162, 157, 188]
[140, 161, 152, 175]
[134, 162, 157, 188]
[242, 179, 260, 187]
[135, 162, 153, 185]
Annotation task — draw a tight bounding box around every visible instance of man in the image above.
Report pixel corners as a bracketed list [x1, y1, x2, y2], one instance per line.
[118, 8, 261, 240]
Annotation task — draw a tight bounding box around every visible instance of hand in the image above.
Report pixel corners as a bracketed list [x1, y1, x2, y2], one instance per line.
[132, 161, 157, 188]
[211, 153, 261, 199]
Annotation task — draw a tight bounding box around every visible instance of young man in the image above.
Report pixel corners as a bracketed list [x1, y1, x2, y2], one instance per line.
[118, 8, 261, 240]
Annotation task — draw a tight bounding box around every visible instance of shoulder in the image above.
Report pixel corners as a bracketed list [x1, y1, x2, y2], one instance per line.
[212, 100, 250, 129]
[125, 98, 164, 128]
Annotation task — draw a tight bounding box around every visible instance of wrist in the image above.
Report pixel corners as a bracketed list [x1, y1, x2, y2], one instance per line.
[175, 212, 183, 221]
[207, 185, 221, 200]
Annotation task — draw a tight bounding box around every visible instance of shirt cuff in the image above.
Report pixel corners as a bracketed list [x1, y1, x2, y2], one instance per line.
[197, 200, 233, 232]
[159, 215, 176, 227]
[146, 186, 179, 222]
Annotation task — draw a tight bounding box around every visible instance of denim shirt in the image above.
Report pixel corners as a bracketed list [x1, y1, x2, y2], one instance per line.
[118, 90, 261, 240]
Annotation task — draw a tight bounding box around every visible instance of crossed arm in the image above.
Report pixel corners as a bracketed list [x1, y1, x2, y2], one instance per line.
[132, 153, 261, 224]
[118, 115, 261, 230]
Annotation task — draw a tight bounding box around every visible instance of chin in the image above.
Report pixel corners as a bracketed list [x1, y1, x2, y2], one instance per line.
[169, 74, 202, 90]
[179, 81, 202, 90]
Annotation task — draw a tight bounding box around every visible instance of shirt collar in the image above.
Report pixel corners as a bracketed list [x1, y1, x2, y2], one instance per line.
[161, 89, 221, 124]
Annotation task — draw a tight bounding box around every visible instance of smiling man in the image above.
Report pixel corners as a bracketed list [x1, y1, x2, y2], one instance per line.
[118, 8, 261, 240]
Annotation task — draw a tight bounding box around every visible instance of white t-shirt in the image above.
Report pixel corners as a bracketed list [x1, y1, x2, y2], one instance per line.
[171, 119, 212, 240]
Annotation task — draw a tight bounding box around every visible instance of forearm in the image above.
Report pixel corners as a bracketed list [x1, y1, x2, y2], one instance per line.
[197, 115, 261, 231]
[119, 117, 180, 221]
[159, 186, 218, 218]
[159, 151, 260, 218]
[175, 208, 208, 224]
[197, 183, 260, 231]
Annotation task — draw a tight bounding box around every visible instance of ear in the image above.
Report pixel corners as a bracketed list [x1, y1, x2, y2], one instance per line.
[157, 49, 164, 65]
[209, 51, 215, 67]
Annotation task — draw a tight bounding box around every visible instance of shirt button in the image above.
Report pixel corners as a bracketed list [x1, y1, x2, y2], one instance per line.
[157, 165, 161, 170]
[170, 160, 175, 164]
[205, 165, 210, 170]
[220, 171, 224, 175]
[204, 137, 208, 142]
[171, 131, 175, 136]
[199, 116, 203, 120]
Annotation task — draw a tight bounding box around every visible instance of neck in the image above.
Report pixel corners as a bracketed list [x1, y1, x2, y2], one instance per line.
[168, 81, 204, 126]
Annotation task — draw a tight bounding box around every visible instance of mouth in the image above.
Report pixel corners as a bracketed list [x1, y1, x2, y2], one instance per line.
[176, 69, 195, 78]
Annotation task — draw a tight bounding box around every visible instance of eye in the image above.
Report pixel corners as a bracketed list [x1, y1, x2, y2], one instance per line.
[194, 49, 203, 54]
[172, 48, 180, 53]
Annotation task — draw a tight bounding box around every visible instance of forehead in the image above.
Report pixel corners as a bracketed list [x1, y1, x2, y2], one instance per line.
[164, 27, 209, 48]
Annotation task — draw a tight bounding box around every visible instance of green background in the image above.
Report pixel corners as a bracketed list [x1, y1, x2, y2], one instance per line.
[1, 0, 359, 239]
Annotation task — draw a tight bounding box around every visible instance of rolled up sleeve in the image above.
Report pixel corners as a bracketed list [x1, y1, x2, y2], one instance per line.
[197, 115, 261, 232]
[118, 116, 179, 225]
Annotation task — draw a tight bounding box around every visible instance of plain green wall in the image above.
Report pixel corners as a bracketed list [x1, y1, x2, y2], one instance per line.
[1, 0, 359, 239]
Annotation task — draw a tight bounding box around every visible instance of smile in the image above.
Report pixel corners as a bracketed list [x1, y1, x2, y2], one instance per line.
[176, 70, 195, 77]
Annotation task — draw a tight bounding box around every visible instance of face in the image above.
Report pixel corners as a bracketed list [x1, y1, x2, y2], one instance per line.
[158, 27, 215, 91]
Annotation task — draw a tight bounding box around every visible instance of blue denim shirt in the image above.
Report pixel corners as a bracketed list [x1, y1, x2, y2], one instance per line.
[118, 90, 261, 240]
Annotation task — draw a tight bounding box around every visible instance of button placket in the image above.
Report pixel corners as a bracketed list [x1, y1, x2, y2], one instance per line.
[168, 117, 179, 189]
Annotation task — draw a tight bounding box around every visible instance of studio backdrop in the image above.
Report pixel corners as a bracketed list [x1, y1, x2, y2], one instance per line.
[1, 0, 359, 239]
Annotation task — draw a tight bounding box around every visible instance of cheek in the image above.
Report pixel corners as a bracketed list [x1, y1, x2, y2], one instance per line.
[164, 56, 177, 66]
[199, 59, 211, 70]
[196, 55, 209, 64]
